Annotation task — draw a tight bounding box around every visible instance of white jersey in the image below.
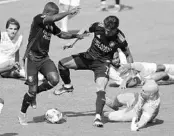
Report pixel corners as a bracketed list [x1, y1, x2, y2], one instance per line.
[0, 31, 22, 62]
[107, 93, 160, 123]
[131, 62, 157, 79]
[59, 0, 80, 6]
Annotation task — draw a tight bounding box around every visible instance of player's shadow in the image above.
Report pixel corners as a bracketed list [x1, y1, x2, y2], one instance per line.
[29, 115, 67, 124]
[29, 110, 96, 124]
[103, 117, 164, 127]
[108, 4, 133, 12]
[109, 82, 120, 88]
[144, 118, 164, 129]
[63, 110, 96, 117]
[0, 133, 18, 136]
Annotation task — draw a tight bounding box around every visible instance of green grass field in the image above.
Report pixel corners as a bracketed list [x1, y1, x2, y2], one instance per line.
[0, 0, 174, 135]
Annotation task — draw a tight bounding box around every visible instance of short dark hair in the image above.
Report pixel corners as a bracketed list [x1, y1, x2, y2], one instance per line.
[43, 2, 59, 15]
[6, 18, 20, 30]
[104, 16, 119, 30]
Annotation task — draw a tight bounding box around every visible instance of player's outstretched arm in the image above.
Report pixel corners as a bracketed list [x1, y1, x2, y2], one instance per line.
[43, 7, 80, 24]
[123, 47, 134, 63]
[57, 31, 86, 39]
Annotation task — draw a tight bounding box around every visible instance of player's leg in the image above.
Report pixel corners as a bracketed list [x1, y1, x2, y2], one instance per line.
[18, 58, 38, 125]
[105, 108, 135, 122]
[93, 62, 110, 127]
[105, 96, 121, 111]
[29, 59, 59, 109]
[98, 0, 108, 11]
[37, 59, 59, 94]
[156, 64, 166, 72]
[150, 72, 169, 82]
[55, 53, 88, 95]
[106, 93, 136, 110]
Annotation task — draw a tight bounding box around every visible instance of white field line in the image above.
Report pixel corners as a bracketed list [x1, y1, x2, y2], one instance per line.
[0, 0, 20, 5]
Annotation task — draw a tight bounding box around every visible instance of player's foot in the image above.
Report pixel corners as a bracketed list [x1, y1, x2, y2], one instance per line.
[31, 97, 37, 109]
[97, 4, 108, 11]
[54, 85, 74, 95]
[93, 114, 103, 128]
[18, 112, 28, 125]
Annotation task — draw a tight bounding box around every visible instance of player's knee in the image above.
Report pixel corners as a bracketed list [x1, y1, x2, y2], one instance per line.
[0, 98, 4, 104]
[47, 73, 59, 87]
[58, 61, 67, 70]
[156, 64, 166, 72]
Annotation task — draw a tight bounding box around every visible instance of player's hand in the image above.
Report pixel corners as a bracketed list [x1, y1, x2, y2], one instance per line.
[131, 117, 139, 131]
[13, 62, 21, 72]
[69, 7, 80, 16]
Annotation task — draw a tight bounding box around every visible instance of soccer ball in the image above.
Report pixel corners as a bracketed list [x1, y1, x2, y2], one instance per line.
[45, 108, 63, 124]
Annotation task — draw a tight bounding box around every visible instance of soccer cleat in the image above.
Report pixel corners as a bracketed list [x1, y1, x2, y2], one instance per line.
[30, 97, 37, 109]
[54, 85, 74, 95]
[93, 115, 103, 127]
[18, 112, 28, 125]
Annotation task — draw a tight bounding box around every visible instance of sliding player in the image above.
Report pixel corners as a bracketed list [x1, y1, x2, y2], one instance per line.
[104, 79, 160, 131]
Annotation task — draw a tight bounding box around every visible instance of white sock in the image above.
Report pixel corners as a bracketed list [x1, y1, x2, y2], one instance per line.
[101, 1, 106, 5]
[95, 114, 101, 120]
[0, 103, 4, 114]
[64, 84, 73, 88]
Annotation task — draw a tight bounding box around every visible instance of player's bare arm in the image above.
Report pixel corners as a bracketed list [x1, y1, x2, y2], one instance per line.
[43, 7, 80, 24]
[123, 46, 133, 63]
[57, 31, 85, 39]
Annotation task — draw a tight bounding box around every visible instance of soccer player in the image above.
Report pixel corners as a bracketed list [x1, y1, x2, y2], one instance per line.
[108, 49, 174, 88]
[54, 16, 133, 127]
[0, 18, 23, 77]
[118, 62, 174, 89]
[59, 0, 81, 32]
[18, 2, 84, 125]
[104, 79, 160, 131]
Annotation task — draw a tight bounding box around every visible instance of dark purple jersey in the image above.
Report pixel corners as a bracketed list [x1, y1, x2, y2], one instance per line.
[27, 14, 61, 60]
[87, 22, 128, 61]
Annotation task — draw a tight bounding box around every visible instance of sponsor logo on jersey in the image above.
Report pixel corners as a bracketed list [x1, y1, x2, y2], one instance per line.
[93, 38, 112, 53]
[43, 30, 51, 40]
